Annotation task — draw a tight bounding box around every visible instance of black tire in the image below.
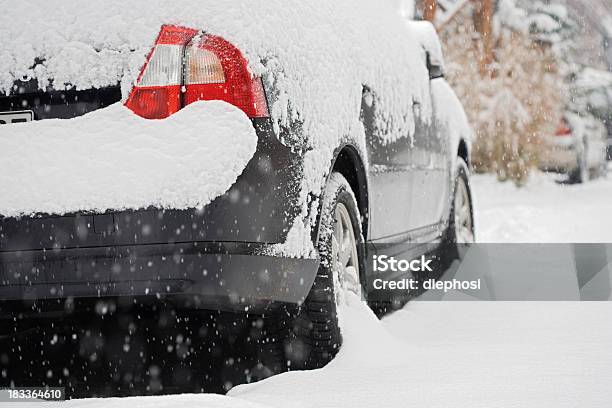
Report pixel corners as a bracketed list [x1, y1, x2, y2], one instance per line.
[284, 172, 364, 370]
[570, 144, 589, 184]
[600, 160, 609, 179]
[597, 148, 608, 179]
[442, 158, 475, 262]
[371, 158, 475, 316]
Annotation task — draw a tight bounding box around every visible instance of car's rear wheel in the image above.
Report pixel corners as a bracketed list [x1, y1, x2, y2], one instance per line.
[596, 146, 608, 179]
[284, 172, 364, 369]
[449, 158, 475, 245]
[441, 158, 475, 265]
[570, 143, 589, 184]
[600, 160, 608, 179]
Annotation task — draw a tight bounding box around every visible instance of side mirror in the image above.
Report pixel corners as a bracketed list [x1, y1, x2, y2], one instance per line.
[426, 51, 444, 80]
[407, 21, 445, 80]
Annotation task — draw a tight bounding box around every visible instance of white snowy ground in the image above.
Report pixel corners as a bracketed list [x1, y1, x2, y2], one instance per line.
[10, 299, 612, 408]
[5, 170, 612, 408]
[474, 169, 612, 243]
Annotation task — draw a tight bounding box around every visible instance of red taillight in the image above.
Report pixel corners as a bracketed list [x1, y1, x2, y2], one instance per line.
[126, 25, 197, 119]
[126, 87, 181, 119]
[555, 118, 572, 137]
[184, 35, 269, 118]
[126, 25, 269, 120]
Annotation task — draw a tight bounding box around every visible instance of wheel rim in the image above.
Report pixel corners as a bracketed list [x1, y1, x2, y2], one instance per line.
[331, 202, 361, 306]
[454, 177, 475, 244]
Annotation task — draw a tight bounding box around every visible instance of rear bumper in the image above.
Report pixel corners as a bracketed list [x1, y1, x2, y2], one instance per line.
[538, 138, 578, 173]
[0, 242, 318, 311]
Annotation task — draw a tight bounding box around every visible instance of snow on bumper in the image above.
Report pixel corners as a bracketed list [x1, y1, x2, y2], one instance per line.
[0, 101, 258, 217]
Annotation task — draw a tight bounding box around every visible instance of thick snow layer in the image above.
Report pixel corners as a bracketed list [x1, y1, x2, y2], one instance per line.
[496, 0, 530, 32]
[572, 68, 612, 114]
[529, 13, 562, 33]
[232, 300, 612, 407]
[431, 79, 472, 175]
[0, 101, 257, 217]
[18, 299, 612, 407]
[574, 68, 612, 91]
[474, 170, 612, 243]
[410, 21, 445, 70]
[394, 0, 416, 19]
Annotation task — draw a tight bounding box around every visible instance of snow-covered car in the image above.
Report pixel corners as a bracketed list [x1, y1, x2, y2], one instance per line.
[0, 2, 473, 369]
[539, 112, 608, 183]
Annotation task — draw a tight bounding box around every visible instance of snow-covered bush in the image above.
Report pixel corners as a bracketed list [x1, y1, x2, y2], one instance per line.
[441, 19, 565, 186]
[497, 0, 577, 67]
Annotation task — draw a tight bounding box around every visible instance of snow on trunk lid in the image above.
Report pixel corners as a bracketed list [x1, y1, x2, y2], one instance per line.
[0, 101, 258, 217]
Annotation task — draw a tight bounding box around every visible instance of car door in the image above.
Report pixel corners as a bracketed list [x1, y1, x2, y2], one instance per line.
[408, 77, 450, 233]
[585, 116, 607, 168]
[362, 86, 415, 241]
[363, 64, 447, 242]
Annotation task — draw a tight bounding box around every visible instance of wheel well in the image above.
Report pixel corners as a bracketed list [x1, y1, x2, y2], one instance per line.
[332, 146, 369, 239]
[458, 139, 469, 166]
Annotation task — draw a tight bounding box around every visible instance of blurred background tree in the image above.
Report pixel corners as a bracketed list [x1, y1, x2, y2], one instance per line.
[410, 0, 612, 186]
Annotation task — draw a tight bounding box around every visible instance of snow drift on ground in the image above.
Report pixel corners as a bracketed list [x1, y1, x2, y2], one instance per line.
[473, 170, 612, 243]
[232, 299, 612, 408]
[0, 101, 257, 217]
[17, 298, 612, 408]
